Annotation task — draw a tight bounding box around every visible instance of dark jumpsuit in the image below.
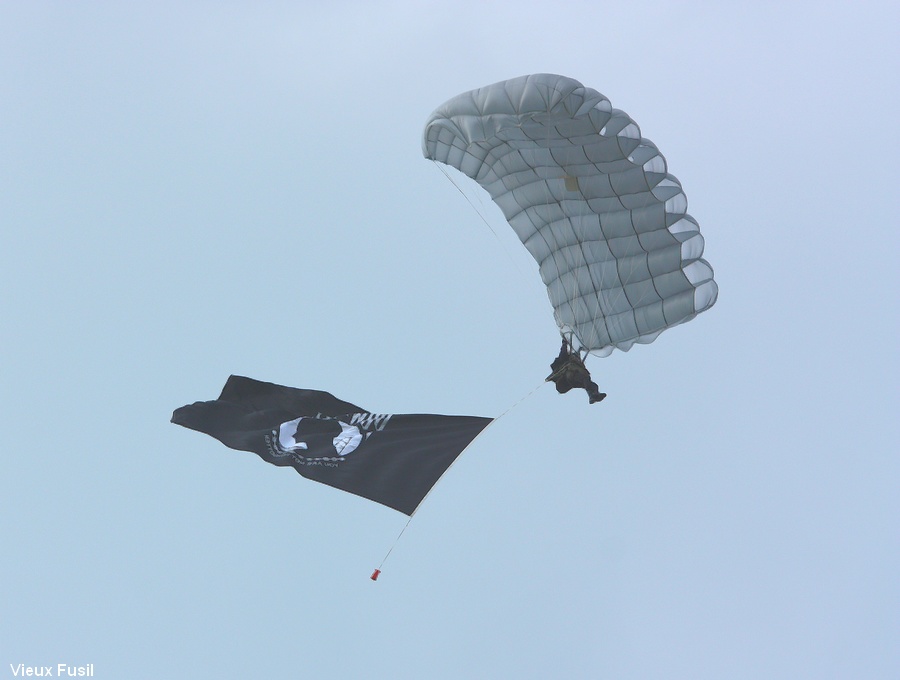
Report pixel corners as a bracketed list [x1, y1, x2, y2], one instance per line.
[546, 339, 606, 404]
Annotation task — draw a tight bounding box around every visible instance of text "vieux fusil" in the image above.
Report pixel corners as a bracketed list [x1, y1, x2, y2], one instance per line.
[10, 664, 94, 677]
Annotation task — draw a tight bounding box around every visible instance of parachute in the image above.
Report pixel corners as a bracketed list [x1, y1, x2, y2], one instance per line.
[423, 74, 717, 357]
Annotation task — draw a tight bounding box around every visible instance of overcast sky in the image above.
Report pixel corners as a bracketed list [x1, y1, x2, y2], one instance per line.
[2, 2, 898, 679]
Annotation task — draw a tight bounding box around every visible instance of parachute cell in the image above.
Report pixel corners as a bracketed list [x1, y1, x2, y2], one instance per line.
[423, 74, 717, 356]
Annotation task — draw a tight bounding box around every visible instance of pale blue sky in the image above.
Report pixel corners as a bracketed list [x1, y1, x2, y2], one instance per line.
[2, 2, 898, 678]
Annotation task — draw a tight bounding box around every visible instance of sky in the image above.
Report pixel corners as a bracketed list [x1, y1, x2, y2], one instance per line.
[2, 2, 898, 678]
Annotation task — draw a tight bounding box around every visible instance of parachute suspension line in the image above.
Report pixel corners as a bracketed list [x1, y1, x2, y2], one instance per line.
[557, 328, 587, 362]
[533, 97, 584, 352]
[371, 382, 544, 582]
[528, 84, 600, 355]
[431, 161, 525, 278]
[542, 98, 606, 357]
[570, 147, 606, 355]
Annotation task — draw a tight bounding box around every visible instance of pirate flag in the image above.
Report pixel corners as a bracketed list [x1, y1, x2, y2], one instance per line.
[172, 376, 493, 515]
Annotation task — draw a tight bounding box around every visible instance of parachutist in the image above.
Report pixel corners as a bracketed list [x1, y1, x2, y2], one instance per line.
[546, 339, 607, 404]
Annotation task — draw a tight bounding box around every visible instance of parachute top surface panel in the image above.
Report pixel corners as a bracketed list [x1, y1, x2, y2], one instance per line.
[423, 74, 717, 357]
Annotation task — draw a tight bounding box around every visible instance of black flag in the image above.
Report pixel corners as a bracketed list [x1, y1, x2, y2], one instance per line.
[172, 376, 493, 515]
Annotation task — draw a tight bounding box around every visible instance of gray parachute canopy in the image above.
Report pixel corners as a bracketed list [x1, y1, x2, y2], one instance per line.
[423, 74, 717, 357]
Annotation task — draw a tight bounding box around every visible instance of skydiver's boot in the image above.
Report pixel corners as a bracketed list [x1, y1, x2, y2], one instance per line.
[587, 384, 606, 404]
[589, 391, 607, 404]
